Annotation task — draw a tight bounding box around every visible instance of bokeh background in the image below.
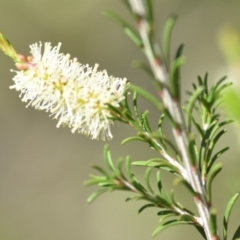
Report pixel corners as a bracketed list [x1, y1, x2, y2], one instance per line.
[0, 0, 240, 239]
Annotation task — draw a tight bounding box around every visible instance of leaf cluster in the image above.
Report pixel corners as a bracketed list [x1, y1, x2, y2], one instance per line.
[84, 145, 202, 237]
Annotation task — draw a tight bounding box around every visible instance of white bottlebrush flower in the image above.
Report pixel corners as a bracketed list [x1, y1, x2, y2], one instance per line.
[10, 42, 128, 140]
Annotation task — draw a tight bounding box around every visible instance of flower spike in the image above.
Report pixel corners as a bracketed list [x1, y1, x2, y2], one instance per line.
[8, 41, 128, 140]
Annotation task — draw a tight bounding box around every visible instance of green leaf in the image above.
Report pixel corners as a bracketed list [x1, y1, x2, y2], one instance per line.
[205, 129, 227, 164]
[146, 0, 153, 23]
[209, 120, 233, 142]
[178, 214, 196, 223]
[207, 76, 227, 104]
[164, 108, 177, 128]
[145, 167, 154, 194]
[156, 171, 162, 194]
[151, 220, 192, 237]
[129, 84, 163, 111]
[170, 56, 186, 99]
[117, 158, 127, 180]
[91, 165, 108, 176]
[175, 44, 184, 60]
[157, 210, 176, 216]
[207, 147, 229, 172]
[173, 178, 195, 196]
[126, 195, 144, 202]
[162, 137, 180, 156]
[157, 113, 167, 147]
[159, 213, 177, 223]
[209, 209, 218, 236]
[121, 136, 145, 145]
[87, 174, 107, 182]
[103, 10, 142, 47]
[132, 160, 179, 173]
[125, 157, 146, 194]
[125, 27, 142, 47]
[83, 178, 104, 186]
[138, 203, 156, 214]
[138, 132, 158, 150]
[103, 145, 116, 172]
[194, 225, 207, 239]
[123, 90, 132, 117]
[170, 44, 184, 100]
[192, 83, 197, 90]
[188, 136, 197, 166]
[125, 156, 133, 180]
[216, 75, 228, 86]
[223, 192, 240, 240]
[203, 73, 209, 94]
[133, 90, 141, 125]
[215, 82, 232, 98]
[197, 75, 203, 86]
[131, 179, 146, 194]
[232, 225, 240, 240]
[162, 15, 178, 67]
[191, 116, 204, 138]
[157, 210, 178, 222]
[87, 188, 109, 203]
[132, 160, 157, 166]
[98, 181, 115, 187]
[206, 162, 223, 201]
[141, 110, 152, 132]
[158, 113, 165, 132]
[186, 86, 205, 131]
[169, 189, 178, 207]
[155, 195, 172, 208]
[169, 189, 188, 211]
[205, 124, 227, 169]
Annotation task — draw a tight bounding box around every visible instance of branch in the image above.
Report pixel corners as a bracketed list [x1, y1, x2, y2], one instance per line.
[128, 0, 218, 239]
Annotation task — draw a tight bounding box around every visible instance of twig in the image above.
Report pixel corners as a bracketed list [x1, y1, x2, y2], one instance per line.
[121, 179, 201, 224]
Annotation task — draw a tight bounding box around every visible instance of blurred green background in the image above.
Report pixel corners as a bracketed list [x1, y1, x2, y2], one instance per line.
[0, 0, 240, 239]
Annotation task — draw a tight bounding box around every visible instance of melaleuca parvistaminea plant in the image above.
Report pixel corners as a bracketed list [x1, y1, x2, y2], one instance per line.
[1, 0, 240, 240]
